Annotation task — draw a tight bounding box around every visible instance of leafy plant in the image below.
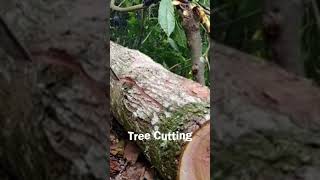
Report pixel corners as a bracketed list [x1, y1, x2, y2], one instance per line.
[212, 0, 320, 84]
[110, 0, 210, 85]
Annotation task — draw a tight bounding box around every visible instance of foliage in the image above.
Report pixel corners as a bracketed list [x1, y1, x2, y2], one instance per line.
[212, 0, 320, 84]
[302, 3, 320, 84]
[158, 0, 175, 37]
[111, 0, 210, 85]
[212, 1, 268, 58]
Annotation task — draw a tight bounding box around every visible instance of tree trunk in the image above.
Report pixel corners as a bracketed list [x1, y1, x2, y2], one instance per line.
[212, 42, 320, 180]
[263, 0, 304, 76]
[110, 41, 210, 180]
[0, 0, 108, 179]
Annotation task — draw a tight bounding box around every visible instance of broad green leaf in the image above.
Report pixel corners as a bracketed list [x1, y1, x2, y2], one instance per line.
[158, 0, 175, 37]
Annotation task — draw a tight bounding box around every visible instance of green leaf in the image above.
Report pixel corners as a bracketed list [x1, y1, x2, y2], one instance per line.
[173, 23, 187, 48]
[168, 37, 179, 51]
[158, 0, 175, 37]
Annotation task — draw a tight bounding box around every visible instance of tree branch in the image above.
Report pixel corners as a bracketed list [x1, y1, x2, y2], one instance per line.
[180, 6, 205, 85]
[110, 0, 145, 12]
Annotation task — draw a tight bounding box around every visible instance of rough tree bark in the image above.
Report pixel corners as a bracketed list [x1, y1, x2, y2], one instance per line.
[0, 1, 108, 179]
[263, 0, 305, 75]
[212, 42, 320, 180]
[181, 5, 205, 85]
[1, 0, 320, 180]
[110, 41, 210, 180]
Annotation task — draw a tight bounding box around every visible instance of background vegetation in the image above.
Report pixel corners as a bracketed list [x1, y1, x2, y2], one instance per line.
[212, 0, 320, 84]
[110, 0, 211, 85]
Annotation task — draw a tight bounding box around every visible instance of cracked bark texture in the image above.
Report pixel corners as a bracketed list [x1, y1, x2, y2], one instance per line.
[110, 41, 210, 180]
[212, 42, 320, 180]
[0, 0, 108, 179]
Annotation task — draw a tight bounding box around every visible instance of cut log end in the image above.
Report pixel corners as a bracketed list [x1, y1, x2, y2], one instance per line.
[178, 122, 210, 180]
[111, 42, 210, 179]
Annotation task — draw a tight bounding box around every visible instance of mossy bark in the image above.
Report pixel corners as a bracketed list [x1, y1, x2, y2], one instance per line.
[110, 42, 210, 179]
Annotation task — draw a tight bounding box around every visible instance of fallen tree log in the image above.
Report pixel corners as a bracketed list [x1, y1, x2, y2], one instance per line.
[0, 1, 108, 179]
[110, 41, 210, 180]
[212, 42, 320, 179]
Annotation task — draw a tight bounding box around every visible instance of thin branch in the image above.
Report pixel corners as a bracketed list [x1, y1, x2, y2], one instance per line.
[110, 0, 144, 12]
[180, 6, 205, 85]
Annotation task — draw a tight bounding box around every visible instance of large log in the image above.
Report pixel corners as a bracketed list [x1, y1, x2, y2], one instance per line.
[110, 42, 210, 180]
[0, 1, 108, 179]
[212, 42, 320, 179]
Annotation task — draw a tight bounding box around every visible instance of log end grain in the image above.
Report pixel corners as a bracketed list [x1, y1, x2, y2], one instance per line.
[178, 122, 210, 180]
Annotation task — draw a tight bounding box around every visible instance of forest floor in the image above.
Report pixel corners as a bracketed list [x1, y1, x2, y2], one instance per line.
[109, 119, 160, 180]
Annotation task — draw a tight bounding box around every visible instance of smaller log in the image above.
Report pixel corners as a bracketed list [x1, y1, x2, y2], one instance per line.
[179, 122, 210, 180]
[110, 42, 210, 179]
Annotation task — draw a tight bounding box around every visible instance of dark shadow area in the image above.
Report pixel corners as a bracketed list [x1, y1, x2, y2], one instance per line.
[211, 1, 320, 179]
[0, 1, 109, 179]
